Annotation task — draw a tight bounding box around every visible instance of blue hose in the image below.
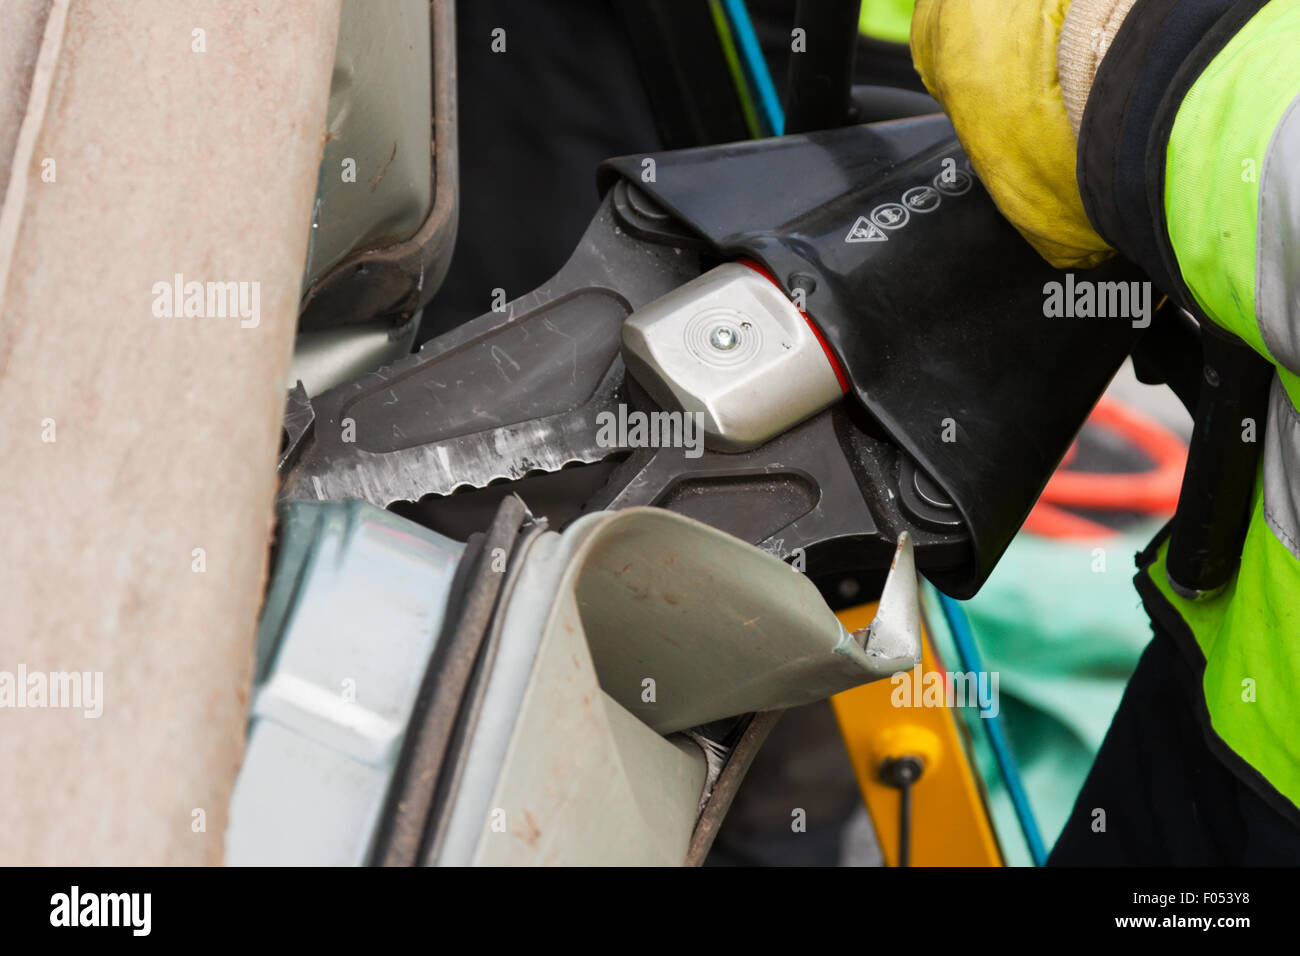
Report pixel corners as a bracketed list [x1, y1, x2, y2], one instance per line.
[721, 0, 786, 135]
[935, 590, 1048, 866]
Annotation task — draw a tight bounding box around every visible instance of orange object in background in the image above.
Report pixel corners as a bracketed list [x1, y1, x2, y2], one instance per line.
[831, 603, 1002, 867]
[1024, 396, 1187, 540]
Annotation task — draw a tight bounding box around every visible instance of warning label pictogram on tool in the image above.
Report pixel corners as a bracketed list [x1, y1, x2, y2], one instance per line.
[845, 215, 888, 243]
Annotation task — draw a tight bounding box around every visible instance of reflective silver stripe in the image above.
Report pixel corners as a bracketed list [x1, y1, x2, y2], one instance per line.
[1263, 376, 1300, 560]
[1256, 90, 1300, 374]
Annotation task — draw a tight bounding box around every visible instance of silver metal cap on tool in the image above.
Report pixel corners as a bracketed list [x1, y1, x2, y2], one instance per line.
[621, 262, 846, 451]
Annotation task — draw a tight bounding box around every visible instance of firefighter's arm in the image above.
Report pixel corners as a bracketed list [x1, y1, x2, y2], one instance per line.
[912, 0, 1300, 379]
[1068, 0, 1300, 380]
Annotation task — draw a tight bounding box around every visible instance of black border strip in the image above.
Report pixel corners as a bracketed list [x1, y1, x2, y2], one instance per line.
[1133, 530, 1300, 832]
[1141, 0, 1273, 318]
[1077, 0, 1189, 265]
[1078, 0, 1271, 316]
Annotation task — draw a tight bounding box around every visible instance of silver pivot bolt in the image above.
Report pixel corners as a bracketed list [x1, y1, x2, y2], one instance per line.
[708, 325, 739, 351]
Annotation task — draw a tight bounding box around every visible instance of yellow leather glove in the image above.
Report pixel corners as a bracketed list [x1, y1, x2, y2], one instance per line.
[911, 0, 1114, 269]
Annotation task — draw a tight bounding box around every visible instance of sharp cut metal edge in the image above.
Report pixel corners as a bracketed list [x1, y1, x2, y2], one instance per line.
[857, 532, 922, 676]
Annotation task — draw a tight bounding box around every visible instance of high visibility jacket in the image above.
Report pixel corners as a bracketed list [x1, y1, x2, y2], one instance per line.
[858, 0, 917, 44]
[1076, 0, 1300, 823]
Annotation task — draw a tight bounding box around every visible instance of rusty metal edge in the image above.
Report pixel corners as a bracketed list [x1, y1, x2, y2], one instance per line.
[298, 0, 459, 329]
[418, 518, 550, 866]
[683, 709, 785, 866]
[372, 494, 528, 867]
